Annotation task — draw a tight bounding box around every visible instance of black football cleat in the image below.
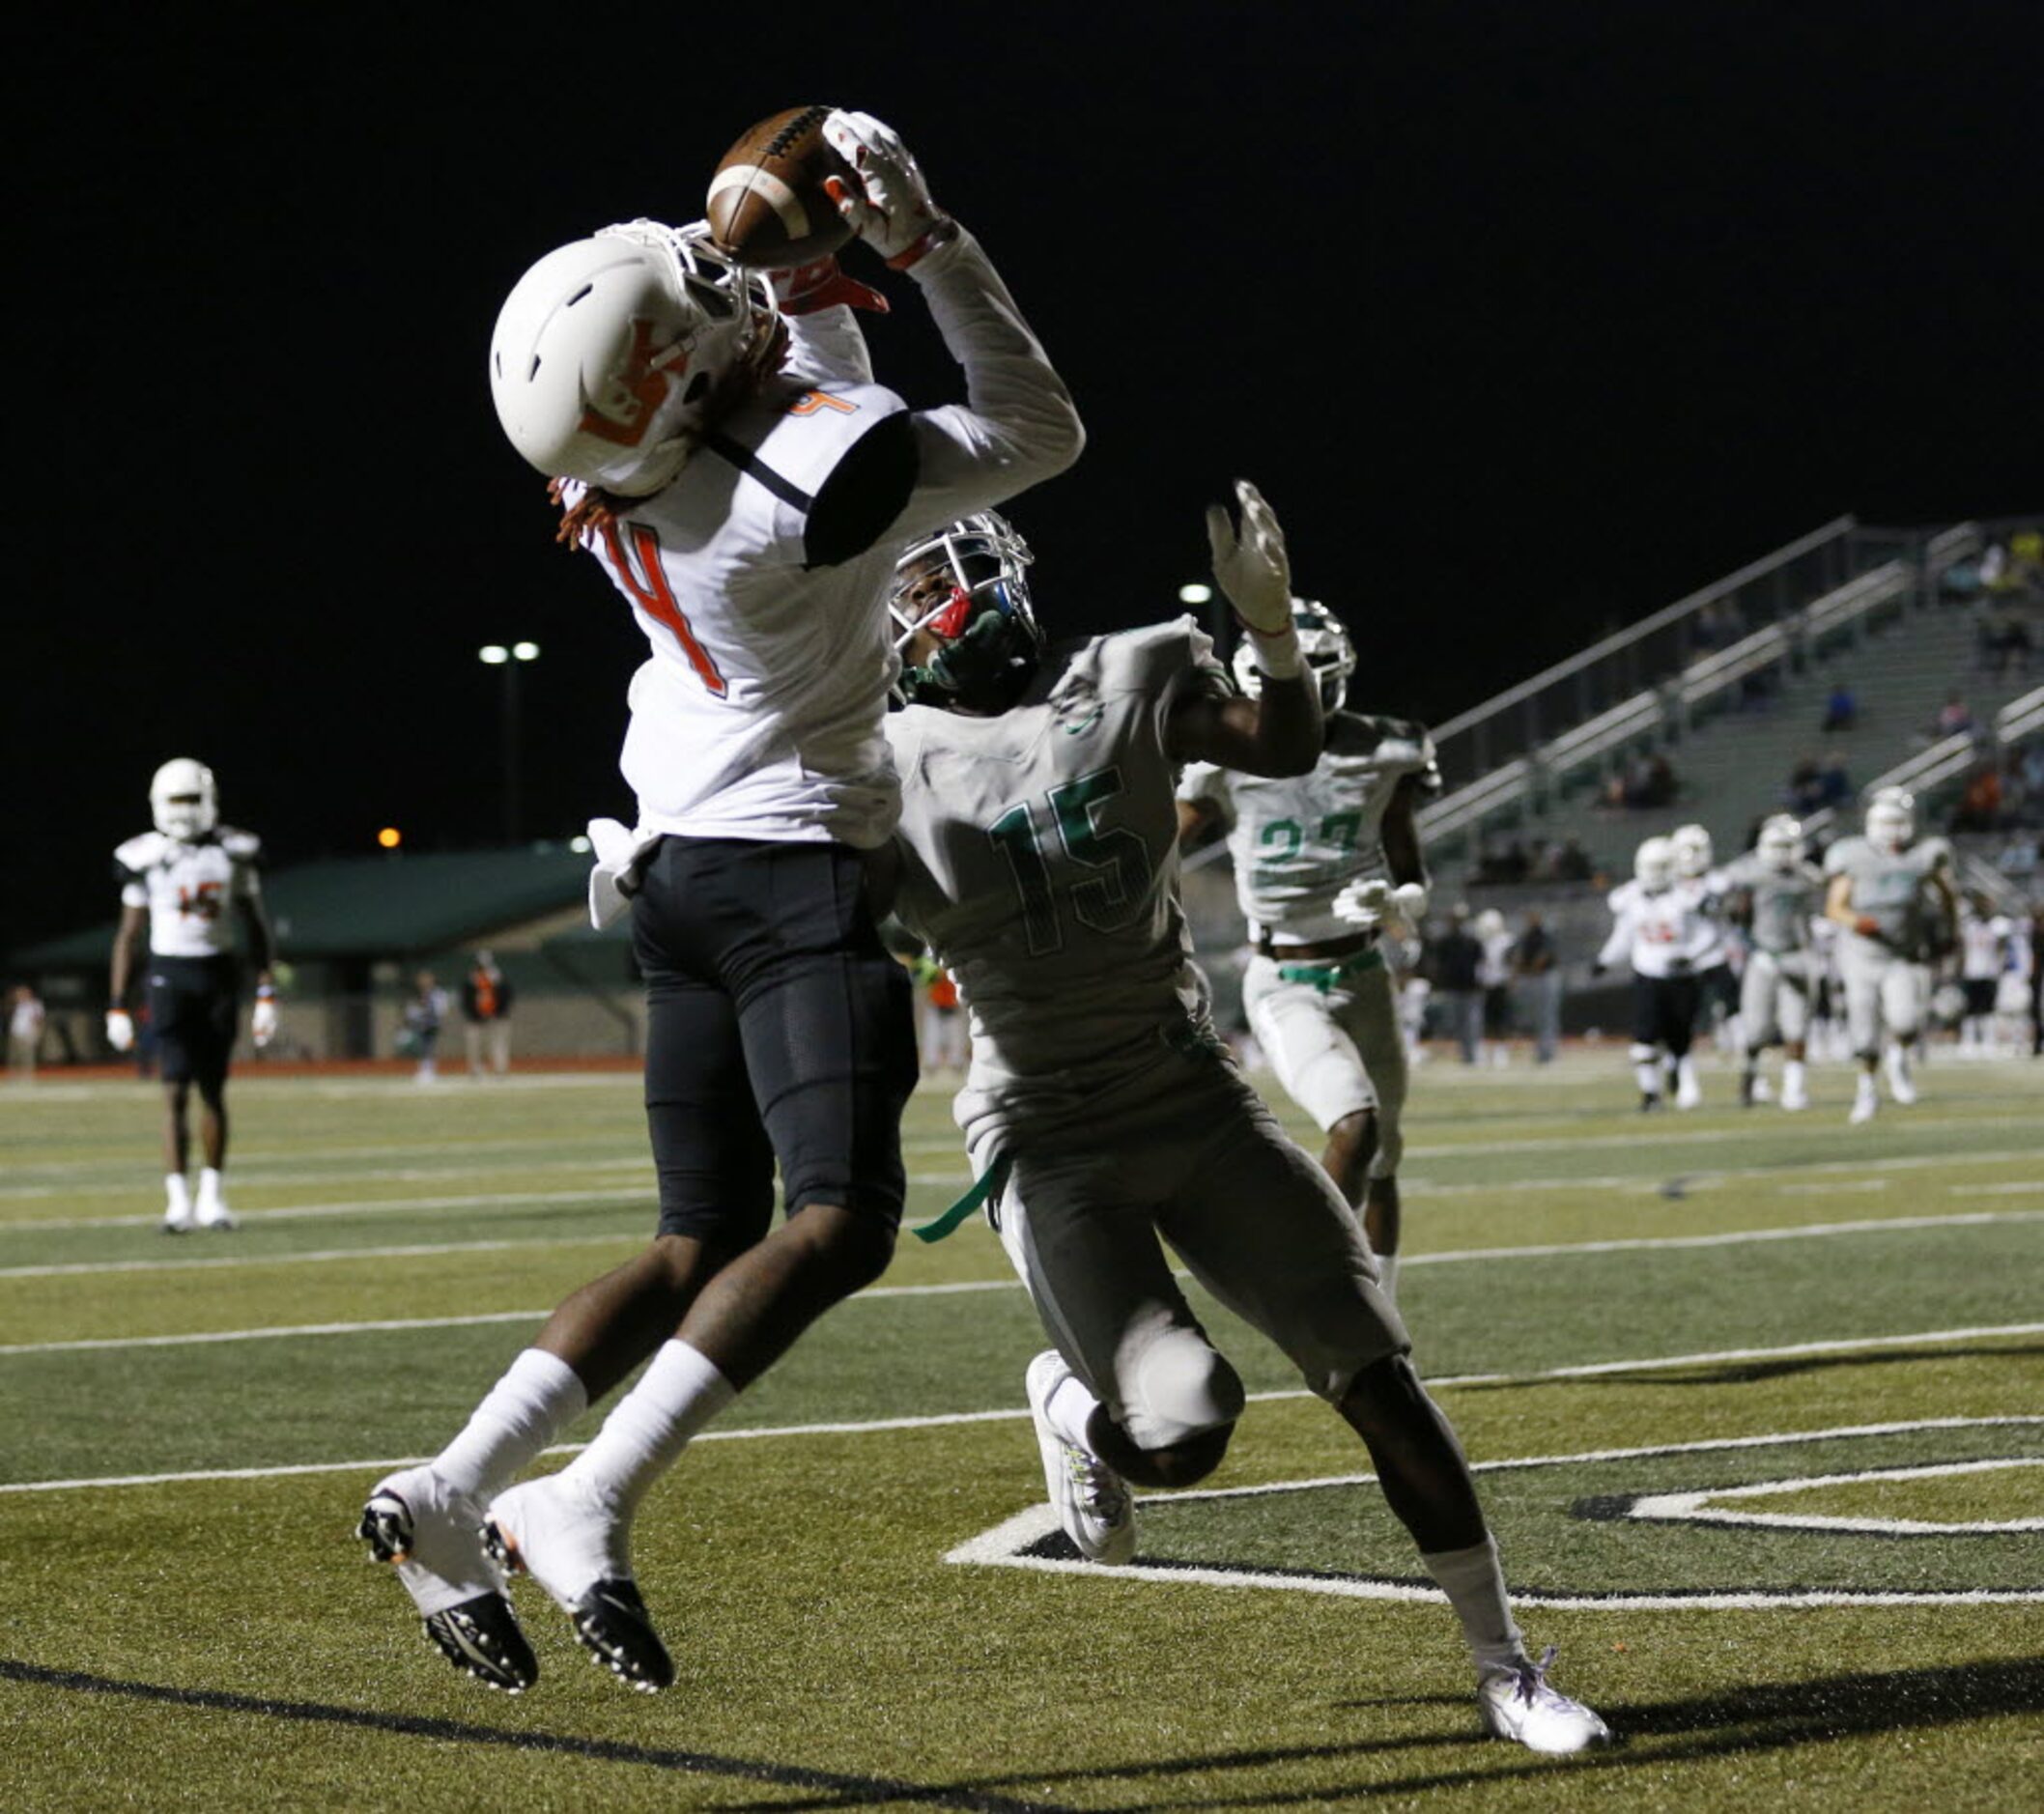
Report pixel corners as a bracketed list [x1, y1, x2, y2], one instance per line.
[570, 1578, 675, 1693]
[360, 1468, 538, 1693]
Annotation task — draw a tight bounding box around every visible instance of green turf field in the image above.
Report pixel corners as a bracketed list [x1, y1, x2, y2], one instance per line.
[3, 1053, 2040, 1809]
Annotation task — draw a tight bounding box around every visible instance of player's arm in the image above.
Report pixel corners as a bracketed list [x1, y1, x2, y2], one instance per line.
[1164, 480, 1321, 777]
[1377, 776, 1434, 931]
[1825, 870, 1883, 941]
[1177, 796, 1221, 849]
[109, 904, 147, 1006]
[817, 113, 1084, 553]
[1591, 900, 1635, 976]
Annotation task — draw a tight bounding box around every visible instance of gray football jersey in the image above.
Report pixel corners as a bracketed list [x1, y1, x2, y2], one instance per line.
[887, 618, 1231, 1155]
[1824, 834, 1955, 954]
[1178, 713, 1436, 943]
[1721, 853, 1824, 956]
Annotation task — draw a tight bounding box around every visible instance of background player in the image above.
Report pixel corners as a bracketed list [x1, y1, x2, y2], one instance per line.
[1669, 821, 1732, 1102]
[360, 111, 1083, 1695]
[1176, 604, 1437, 1304]
[1594, 835, 1719, 1112]
[106, 759, 278, 1232]
[1722, 813, 1825, 1109]
[885, 486, 1608, 1755]
[1825, 787, 1959, 1122]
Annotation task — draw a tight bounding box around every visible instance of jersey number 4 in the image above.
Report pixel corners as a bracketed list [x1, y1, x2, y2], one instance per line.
[598, 520, 728, 697]
[987, 767, 1152, 957]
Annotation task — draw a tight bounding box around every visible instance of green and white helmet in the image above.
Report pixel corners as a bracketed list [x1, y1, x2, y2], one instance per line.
[1231, 599, 1355, 713]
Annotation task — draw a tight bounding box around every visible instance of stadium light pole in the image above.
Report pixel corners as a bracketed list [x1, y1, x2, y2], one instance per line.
[479, 642, 540, 843]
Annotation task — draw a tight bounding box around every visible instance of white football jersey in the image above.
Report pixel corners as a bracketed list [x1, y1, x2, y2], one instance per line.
[1824, 834, 1955, 957]
[116, 828, 262, 959]
[570, 231, 1081, 852]
[888, 619, 1232, 1160]
[1719, 853, 1824, 956]
[1598, 884, 1721, 978]
[1178, 713, 1436, 945]
[1959, 910, 2014, 980]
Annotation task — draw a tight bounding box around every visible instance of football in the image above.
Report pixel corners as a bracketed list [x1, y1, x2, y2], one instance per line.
[705, 105, 855, 269]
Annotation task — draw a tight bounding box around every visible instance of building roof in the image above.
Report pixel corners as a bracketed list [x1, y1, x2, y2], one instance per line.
[10, 845, 592, 970]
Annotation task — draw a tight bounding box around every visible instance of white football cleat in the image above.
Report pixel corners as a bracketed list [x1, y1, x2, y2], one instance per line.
[161, 1199, 195, 1234]
[193, 1191, 237, 1232]
[1779, 1070, 1808, 1112]
[359, 1463, 536, 1693]
[1479, 1647, 1612, 1755]
[1849, 1076, 1879, 1124]
[487, 1474, 674, 1691]
[1025, 1351, 1135, 1565]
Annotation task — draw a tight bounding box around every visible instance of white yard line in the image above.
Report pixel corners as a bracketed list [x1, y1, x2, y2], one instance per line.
[4, 1324, 2038, 1495]
[5, 1204, 2039, 1290]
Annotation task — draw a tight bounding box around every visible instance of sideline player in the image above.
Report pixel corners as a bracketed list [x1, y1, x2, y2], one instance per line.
[886, 488, 1609, 1755]
[1594, 836, 1719, 1112]
[1175, 605, 1436, 1304]
[359, 111, 1083, 1694]
[1722, 814, 1824, 1110]
[1824, 788, 1958, 1123]
[107, 759, 278, 1232]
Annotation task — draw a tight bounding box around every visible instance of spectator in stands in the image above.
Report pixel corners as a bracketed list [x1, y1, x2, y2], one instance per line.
[1820, 682, 1858, 733]
[1982, 612, 2034, 678]
[1635, 752, 1677, 808]
[1512, 913, 1563, 1063]
[1430, 906, 1486, 1065]
[1934, 692, 1975, 740]
[1784, 754, 1824, 816]
[8, 984, 44, 1080]
[1950, 761, 2004, 834]
[1689, 601, 1732, 654]
[1554, 836, 1593, 882]
[461, 950, 515, 1078]
[1817, 752, 1853, 809]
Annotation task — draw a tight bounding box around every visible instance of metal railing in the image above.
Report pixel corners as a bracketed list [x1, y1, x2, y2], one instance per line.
[1424, 516, 1923, 792]
[1417, 560, 1915, 843]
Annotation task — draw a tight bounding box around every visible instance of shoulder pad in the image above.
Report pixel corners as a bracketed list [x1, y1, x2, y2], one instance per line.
[218, 827, 263, 862]
[1823, 836, 1862, 875]
[1084, 616, 1228, 700]
[114, 831, 168, 873]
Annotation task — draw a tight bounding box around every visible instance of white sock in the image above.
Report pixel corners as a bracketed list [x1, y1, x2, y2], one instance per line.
[1045, 1370, 1104, 1453]
[1376, 1252, 1401, 1306]
[1783, 1059, 1805, 1093]
[1633, 1061, 1661, 1096]
[165, 1173, 190, 1210]
[435, 1347, 588, 1501]
[560, 1340, 734, 1516]
[197, 1166, 224, 1203]
[1422, 1534, 1526, 1678]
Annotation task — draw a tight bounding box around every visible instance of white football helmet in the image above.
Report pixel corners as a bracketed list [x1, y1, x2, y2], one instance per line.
[1231, 599, 1356, 713]
[1865, 787, 1915, 853]
[1756, 813, 1803, 872]
[151, 758, 217, 840]
[1473, 907, 1507, 942]
[1633, 836, 1675, 891]
[890, 512, 1045, 714]
[489, 220, 781, 497]
[1670, 822, 1714, 879]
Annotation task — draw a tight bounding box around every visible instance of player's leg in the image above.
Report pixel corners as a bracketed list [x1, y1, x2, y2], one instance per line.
[1739, 952, 1779, 1106]
[158, 1079, 194, 1231]
[489, 841, 915, 1687]
[1843, 943, 1885, 1122]
[1169, 1097, 1607, 1753]
[466, 1022, 484, 1076]
[1882, 959, 1922, 1104]
[1629, 973, 1664, 1109]
[1673, 972, 1708, 1109]
[1776, 966, 1812, 1110]
[1347, 962, 1412, 1299]
[190, 979, 239, 1229]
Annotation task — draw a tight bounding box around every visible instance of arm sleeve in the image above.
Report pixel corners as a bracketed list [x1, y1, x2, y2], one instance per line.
[781, 307, 877, 390]
[119, 874, 147, 908]
[885, 230, 1085, 542]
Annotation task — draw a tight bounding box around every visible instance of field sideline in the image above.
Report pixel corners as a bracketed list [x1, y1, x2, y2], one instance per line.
[2, 1052, 2040, 1809]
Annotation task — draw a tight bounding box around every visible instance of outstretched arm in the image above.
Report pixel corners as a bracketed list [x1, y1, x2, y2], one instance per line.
[1166, 481, 1320, 777]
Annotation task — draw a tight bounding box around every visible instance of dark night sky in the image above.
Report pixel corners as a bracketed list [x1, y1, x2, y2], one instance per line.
[12, 1, 2038, 954]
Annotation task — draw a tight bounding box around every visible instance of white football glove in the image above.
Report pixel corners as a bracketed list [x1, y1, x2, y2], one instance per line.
[1205, 480, 1292, 638]
[587, 818, 664, 930]
[251, 994, 279, 1048]
[1389, 881, 1431, 930]
[1333, 878, 1391, 930]
[105, 1008, 135, 1053]
[821, 110, 952, 267]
